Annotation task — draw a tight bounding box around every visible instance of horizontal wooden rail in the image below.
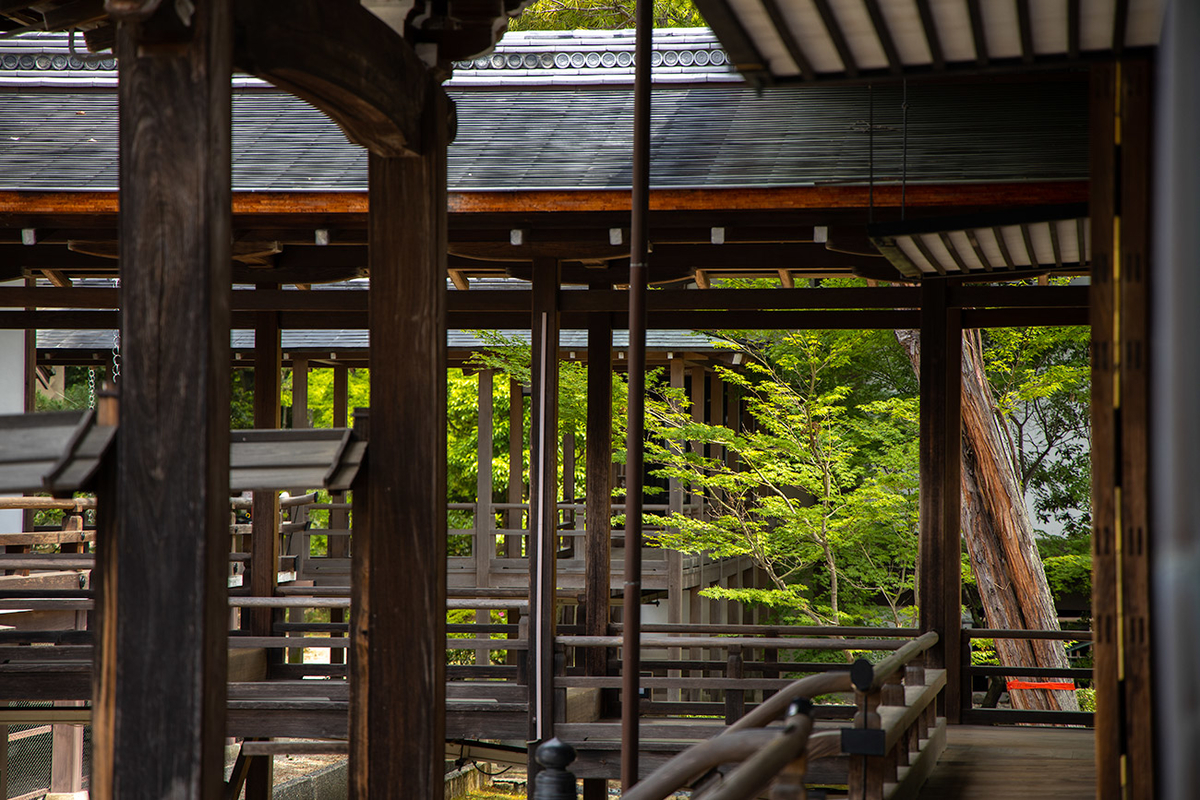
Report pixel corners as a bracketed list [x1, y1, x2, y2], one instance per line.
[963, 628, 1092, 641]
[560, 635, 908, 651]
[0, 497, 95, 510]
[240, 740, 348, 756]
[617, 623, 921, 638]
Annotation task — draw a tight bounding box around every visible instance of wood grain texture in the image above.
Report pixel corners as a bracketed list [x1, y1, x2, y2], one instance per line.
[232, 0, 426, 157]
[1088, 61, 1120, 800]
[1118, 57, 1154, 800]
[350, 84, 449, 800]
[95, 3, 233, 799]
[584, 289, 612, 679]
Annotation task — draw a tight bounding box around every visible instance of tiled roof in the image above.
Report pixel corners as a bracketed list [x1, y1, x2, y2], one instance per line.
[0, 28, 739, 89]
[0, 79, 1087, 192]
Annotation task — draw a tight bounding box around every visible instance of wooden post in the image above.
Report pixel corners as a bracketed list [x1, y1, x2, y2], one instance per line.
[1119, 58, 1154, 800]
[351, 83, 449, 799]
[584, 290, 612, 679]
[918, 280, 962, 723]
[667, 358, 684, 703]
[246, 287, 281, 799]
[93, 3, 232, 797]
[329, 364, 349, 665]
[475, 368, 494, 665]
[287, 357, 309, 665]
[508, 378, 525, 558]
[250, 285, 281, 636]
[1152, 5, 1200, 795]
[528, 255, 561, 779]
[1089, 62, 1121, 800]
[292, 357, 309, 429]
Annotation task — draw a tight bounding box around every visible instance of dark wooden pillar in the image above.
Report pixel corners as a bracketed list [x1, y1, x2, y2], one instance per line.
[528, 256, 561, 779]
[1089, 62, 1120, 799]
[1151, 4, 1200, 794]
[1118, 58, 1153, 800]
[507, 377, 524, 556]
[351, 82, 449, 799]
[329, 364, 349, 664]
[250, 287, 281, 634]
[475, 368, 494, 663]
[584, 285, 612, 675]
[582, 286, 612, 800]
[94, 2, 232, 798]
[246, 288, 281, 799]
[917, 280, 962, 723]
[1092, 58, 1156, 800]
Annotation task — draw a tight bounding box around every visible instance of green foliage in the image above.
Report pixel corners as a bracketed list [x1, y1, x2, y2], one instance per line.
[644, 328, 920, 626]
[1041, 553, 1092, 600]
[507, 0, 705, 31]
[981, 320, 1091, 539]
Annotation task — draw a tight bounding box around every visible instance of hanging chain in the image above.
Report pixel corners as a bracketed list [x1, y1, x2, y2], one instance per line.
[88, 368, 96, 409]
[111, 329, 121, 383]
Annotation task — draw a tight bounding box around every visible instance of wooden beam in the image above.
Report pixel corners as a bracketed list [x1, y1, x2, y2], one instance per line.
[755, 0, 814, 80]
[352, 85, 448, 799]
[1016, 0, 1034, 64]
[688, 0, 773, 83]
[863, 0, 902, 74]
[233, 0, 427, 157]
[528, 255, 561, 777]
[778, 269, 794, 288]
[915, 0, 945, 71]
[813, 0, 858, 77]
[966, 0, 988, 66]
[92, 3, 232, 798]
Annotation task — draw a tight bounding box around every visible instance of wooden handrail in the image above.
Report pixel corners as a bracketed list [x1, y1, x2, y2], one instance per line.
[0, 496, 94, 511]
[850, 631, 939, 692]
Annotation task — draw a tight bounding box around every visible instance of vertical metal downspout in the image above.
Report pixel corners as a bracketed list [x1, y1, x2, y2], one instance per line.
[621, 0, 652, 790]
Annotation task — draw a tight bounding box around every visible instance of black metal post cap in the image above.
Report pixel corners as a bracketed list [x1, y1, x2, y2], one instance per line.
[535, 737, 576, 770]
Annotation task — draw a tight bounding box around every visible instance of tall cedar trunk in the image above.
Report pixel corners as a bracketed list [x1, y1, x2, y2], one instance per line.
[897, 328, 1078, 712]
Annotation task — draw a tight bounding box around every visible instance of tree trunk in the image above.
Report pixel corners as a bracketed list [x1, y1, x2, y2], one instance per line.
[897, 328, 1078, 712]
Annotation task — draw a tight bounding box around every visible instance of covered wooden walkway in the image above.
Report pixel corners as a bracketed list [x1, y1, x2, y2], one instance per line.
[915, 727, 1095, 800]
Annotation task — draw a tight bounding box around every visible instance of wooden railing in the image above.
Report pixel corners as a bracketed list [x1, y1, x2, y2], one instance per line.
[959, 627, 1093, 726]
[588, 630, 943, 800]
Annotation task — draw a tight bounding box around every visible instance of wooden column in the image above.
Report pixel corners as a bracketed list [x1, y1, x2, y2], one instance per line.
[667, 359, 685, 633]
[1118, 58, 1153, 800]
[287, 357, 309, 665]
[582, 284, 612, 800]
[329, 364, 349, 665]
[917, 280, 962, 723]
[528, 255, 561, 777]
[507, 378, 524, 557]
[351, 82, 448, 800]
[584, 289, 612, 677]
[1089, 62, 1120, 799]
[94, 3, 232, 798]
[1092, 59, 1156, 799]
[475, 368, 494, 664]
[246, 288, 281, 800]
[292, 357, 308, 429]
[250, 286, 281, 635]
[1151, 5, 1200, 795]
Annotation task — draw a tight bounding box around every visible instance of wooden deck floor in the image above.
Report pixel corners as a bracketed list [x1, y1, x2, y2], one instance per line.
[916, 725, 1095, 799]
